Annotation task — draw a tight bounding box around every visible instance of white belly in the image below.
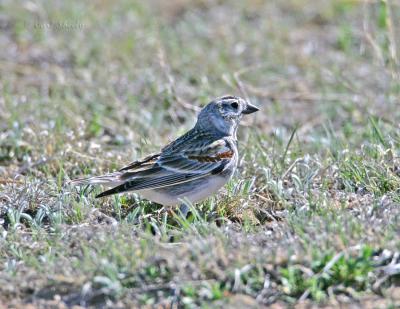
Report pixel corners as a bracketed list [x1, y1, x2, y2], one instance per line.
[137, 176, 229, 206]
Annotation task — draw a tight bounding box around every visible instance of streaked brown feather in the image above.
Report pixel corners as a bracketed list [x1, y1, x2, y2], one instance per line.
[187, 150, 234, 162]
[118, 153, 160, 171]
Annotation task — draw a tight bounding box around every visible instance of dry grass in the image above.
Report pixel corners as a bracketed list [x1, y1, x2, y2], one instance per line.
[1, 0, 400, 307]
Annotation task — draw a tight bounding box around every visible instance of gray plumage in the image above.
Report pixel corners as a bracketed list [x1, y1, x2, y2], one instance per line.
[70, 95, 259, 206]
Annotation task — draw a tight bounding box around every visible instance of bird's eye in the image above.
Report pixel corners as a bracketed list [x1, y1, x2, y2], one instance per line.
[231, 102, 239, 109]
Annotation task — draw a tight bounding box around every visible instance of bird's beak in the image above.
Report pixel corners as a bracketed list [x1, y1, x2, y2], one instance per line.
[242, 102, 259, 114]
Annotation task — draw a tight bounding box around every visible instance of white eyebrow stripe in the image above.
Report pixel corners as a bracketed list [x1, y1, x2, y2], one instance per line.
[221, 99, 237, 104]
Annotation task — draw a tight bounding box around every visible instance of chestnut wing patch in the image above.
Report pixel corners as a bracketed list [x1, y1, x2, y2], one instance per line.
[188, 150, 234, 163]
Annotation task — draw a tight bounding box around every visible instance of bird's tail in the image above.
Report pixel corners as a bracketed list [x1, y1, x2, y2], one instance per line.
[69, 172, 124, 187]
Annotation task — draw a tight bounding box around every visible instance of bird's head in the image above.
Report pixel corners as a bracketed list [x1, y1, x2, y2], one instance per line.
[196, 95, 259, 136]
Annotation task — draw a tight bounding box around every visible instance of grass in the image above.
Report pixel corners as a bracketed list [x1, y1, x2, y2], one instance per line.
[1, 0, 400, 307]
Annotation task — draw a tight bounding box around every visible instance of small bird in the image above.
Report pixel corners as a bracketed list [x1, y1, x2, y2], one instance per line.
[71, 96, 259, 209]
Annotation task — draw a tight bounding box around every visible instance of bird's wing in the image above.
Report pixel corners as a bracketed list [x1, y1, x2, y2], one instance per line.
[157, 138, 233, 174]
[117, 129, 212, 172]
[96, 137, 234, 198]
[118, 152, 161, 172]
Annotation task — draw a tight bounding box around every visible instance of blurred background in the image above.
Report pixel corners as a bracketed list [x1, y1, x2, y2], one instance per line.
[1, 1, 400, 307]
[1, 0, 399, 173]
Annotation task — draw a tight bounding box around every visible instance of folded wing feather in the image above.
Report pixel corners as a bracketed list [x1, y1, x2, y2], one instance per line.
[95, 138, 233, 198]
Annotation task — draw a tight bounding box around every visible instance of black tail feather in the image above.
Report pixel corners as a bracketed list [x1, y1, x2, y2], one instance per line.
[96, 184, 127, 198]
